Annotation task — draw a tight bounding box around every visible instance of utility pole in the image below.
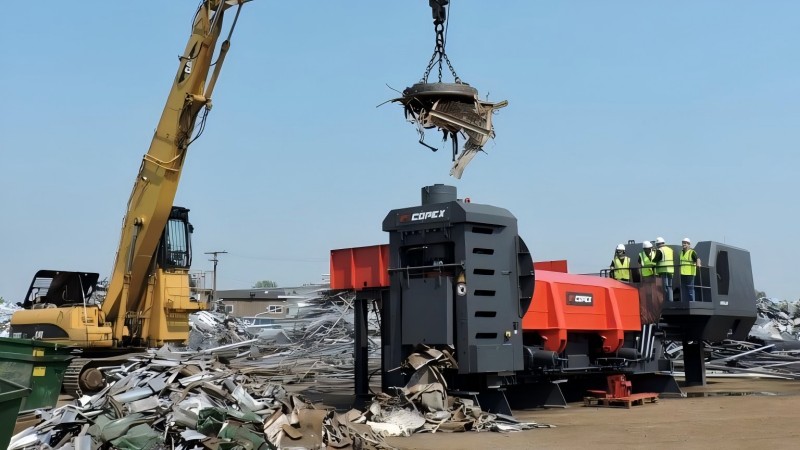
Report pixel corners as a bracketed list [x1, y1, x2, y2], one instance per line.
[204, 250, 228, 303]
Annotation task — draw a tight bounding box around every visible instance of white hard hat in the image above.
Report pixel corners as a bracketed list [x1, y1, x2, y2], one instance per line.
[616, 244, 625, 251]
[682, 237, 691, 244]
[643, 241, 653, 249]
[655, 237, 665, 245]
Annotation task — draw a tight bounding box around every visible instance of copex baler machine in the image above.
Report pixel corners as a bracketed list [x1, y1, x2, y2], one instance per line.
[331, 185, 756, 412]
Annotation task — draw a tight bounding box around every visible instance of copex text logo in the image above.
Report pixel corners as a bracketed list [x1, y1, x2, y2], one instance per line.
[566, 292, 594, 306]
[399, 209, 447, 223]
[411, 209, 446, 221]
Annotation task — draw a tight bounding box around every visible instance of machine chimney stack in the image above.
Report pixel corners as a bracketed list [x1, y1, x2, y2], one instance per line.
[421, 184, 457, 205]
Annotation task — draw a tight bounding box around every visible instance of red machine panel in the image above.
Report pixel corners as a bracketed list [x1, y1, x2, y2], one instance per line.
[330, 245, 390, 291]
[522, 270, 641, 354]
[533, 260, 568, 273]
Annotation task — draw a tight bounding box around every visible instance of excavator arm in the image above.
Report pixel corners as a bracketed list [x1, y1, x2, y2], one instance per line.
[102, 1, 247, 342]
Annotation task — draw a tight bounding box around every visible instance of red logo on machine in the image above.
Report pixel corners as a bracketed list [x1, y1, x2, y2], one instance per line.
[566, 292, 593, 306]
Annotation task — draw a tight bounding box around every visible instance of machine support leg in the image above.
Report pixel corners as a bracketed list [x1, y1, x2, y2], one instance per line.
[477, 390, 513, 416]
[629, 373, 684, 397]
[506, 382, 567, 409]
[354, 296, 370, 401]
[683, 340, 706, 387]
[381, 288, 404, 392]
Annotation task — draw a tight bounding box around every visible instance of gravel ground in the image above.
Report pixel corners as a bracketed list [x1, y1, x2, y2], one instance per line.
[384, 377, 800, 450]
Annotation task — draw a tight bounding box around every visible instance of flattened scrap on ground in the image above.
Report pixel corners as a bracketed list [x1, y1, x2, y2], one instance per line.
[9, 353, 393, 450]
[358, 347, 553, 438]
[10, 301, 553, 449]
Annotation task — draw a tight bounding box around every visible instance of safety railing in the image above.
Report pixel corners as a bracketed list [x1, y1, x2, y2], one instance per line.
[599, 261, 713, 303]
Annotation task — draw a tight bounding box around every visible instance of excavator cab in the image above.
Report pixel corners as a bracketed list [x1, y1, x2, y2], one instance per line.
[157, 206, 193, 270]
[19, 270, 100, 310]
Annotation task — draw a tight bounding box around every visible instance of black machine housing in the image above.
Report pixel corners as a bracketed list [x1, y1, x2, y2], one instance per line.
[380, 184, 533, 397]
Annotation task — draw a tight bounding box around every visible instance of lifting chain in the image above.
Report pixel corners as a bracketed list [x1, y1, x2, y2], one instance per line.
[421, 0, 462, 84]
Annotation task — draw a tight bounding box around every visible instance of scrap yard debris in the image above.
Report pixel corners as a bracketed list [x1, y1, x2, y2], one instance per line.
[371, 346, 552, 434]
[0, 302, 18, 337]
[9, 291, 553, 449]
[9, 350, 550, 450]
[15, 292, 800, 447]
[699, 340, 800, 380]
[188, 311, 250, 350]
[9, 353, 390, 450]
[748, 297, 800, 347]
[389, 0, 507, 179]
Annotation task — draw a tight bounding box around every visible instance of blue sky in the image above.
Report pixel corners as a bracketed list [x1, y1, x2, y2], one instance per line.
[1, 1, 797, 301]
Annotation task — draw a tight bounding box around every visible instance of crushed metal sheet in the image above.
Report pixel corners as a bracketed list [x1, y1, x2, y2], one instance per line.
[379, 409, 426, 436]
[180, 430, 207, 441]
[109, 423, 162, 450]
[8, 433, 39, 450]
[127, 396, 160, 413]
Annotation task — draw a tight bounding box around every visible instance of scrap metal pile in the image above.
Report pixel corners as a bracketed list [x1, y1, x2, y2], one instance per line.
[8, 286, 556, 449]
[748, 297, 800, 347]
[123, 290, 376, 396]
[703, 340, 800, 380]
[8, 353, 390, 450]
[188, 311, 252, 350]
[368, 346, 551, 434]
[1, 302, 19, 337]
[9, 348, 551, 449]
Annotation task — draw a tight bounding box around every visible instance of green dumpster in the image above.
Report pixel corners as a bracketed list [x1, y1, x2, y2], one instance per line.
[0, 351, 73, 411]
[0, 337, 73, 357]
[0, 379, 31, 450]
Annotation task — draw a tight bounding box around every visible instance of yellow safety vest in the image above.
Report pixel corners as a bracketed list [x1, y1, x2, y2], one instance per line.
[612, 256, 631, 280]
[639, 250, 655, 277]
[656, 246, 674, 275]
[680, 249, 697, 276]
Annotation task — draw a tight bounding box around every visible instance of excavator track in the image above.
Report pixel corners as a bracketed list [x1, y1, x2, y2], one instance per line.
[62, 353, 147, 398]
[62, 358, 91, 398]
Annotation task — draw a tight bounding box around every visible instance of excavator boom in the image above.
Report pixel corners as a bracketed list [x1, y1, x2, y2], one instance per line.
[10, 1, 248, 349]
[103, 1, 243, 341]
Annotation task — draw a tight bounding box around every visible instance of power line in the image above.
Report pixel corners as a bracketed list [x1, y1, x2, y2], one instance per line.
[225, 252, 327, 263]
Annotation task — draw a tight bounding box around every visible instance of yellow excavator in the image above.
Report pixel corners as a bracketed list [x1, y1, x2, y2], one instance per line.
[9, 0, 249, 394]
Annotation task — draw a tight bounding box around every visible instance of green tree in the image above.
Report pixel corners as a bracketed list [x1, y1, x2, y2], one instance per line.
[755, 289, 767, 299]
[253, 280, 278, 288]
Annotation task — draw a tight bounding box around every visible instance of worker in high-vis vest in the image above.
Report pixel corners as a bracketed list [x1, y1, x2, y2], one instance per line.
[610, 244, 631, 281]
[679, 237, 701, 302]
[638, 241, 656, 278]
[651, 237, 674, 302]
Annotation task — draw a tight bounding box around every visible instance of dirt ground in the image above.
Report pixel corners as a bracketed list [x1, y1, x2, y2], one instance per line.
[384, 377, 800, 450]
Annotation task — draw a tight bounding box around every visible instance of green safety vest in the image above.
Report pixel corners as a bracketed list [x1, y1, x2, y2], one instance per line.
[639, 250, 655, 277]
[680, 249, 697, 276]
[656, 246, 674, 275]
[612, 256, 631, 281]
